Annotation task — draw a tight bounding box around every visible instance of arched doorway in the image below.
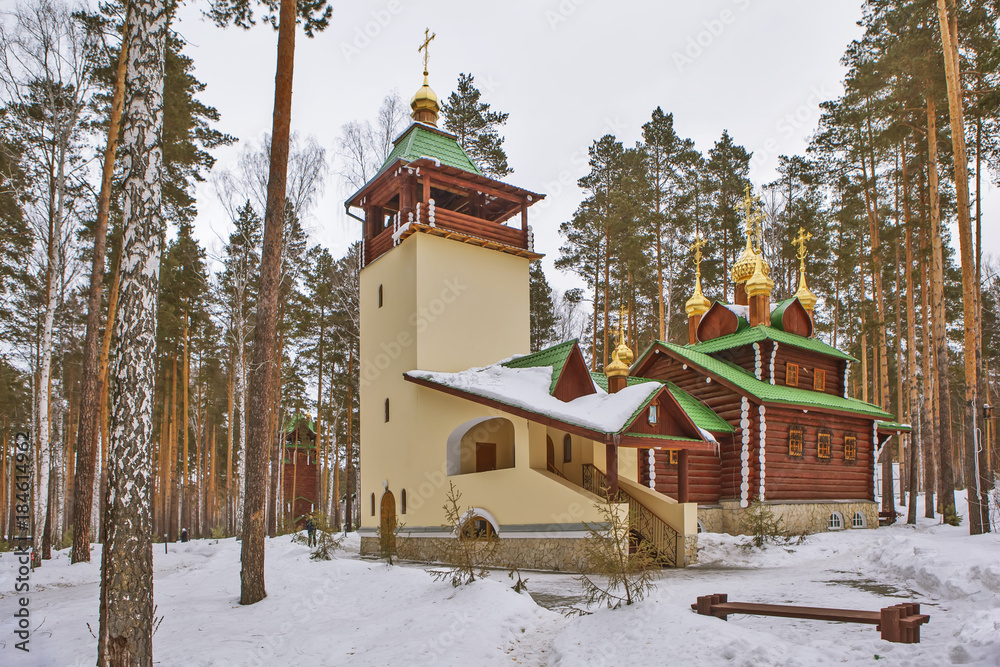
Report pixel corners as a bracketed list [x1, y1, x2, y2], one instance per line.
[380, 490, 396, 551]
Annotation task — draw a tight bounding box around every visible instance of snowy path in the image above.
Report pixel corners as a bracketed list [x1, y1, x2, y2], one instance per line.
[0, 492, 997, 666]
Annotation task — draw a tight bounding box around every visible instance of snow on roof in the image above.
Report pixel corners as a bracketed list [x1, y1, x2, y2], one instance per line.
[722, 303, 749, 319]
[406, 364, 661, 434]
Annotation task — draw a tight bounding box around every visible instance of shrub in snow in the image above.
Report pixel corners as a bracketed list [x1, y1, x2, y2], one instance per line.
[292, 513, 344, 561]
[577, 487, 657, 609]
[739, 497, 787, 550]
[431, 482, 498, 586]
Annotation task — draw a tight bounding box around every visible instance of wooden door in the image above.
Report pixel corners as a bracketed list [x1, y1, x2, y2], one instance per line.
[476, 443, 497, 472]
[380, 490, 396, 550]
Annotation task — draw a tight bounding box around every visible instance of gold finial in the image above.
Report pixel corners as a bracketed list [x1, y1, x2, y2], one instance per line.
[686, 235, 711, 317]
[792, 226, 818, 312]
[746, 251, 774, 298]
[731, 185, 769, 284]
[411, 28, 440, 126]
[418, 28, 436, 75]
[615, 306, 633, 366]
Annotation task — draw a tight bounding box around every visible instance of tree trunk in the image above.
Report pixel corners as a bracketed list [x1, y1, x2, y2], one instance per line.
[344, 346, 355, 532]
[903, 140, 920, 525]
[240, 0, 297, 606]
[97, 0, 168, 660]
[936, 0, 989, 534]
[226, 352, 234, 534]
[925, 89, 958, 523]
[919, 221, 936, 518]
[71, 20, 129, 563]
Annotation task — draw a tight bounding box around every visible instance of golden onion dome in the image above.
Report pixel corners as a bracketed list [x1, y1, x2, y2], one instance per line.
[410, 73, 440, 125]
[604, 347, 629, 379]
[746, 253, 774, 298]
[685, 275, 711, 317]
[731, 241, 770, 284]
[616, 340, 634, 367]
[794, 272, 818, 312]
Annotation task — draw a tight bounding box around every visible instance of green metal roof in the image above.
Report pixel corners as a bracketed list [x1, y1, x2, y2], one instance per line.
[876, 420, 912, 433]
[589, 372, 658, 393]
[666, 382, 734, 433]
[379, 123, 482, 177]
[620, 433, 703, 443]
[659, 342, 893, 419]
[688, 325, 858, 362]
[503, 339, 579, 394]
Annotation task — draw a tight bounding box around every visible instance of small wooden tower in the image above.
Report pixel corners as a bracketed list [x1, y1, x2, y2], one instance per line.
[282, 415, 317, 528]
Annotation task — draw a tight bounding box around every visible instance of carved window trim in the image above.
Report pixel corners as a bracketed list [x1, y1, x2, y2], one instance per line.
[788, 426, 804, 457]
[817, 429, 832, 459]
[786, 363, 799, 386]
[813, 368, 826, 391]
[844, 434, 857, 461]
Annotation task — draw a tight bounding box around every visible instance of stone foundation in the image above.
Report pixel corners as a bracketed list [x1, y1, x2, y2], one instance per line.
[361, 534, 593, 572]
[698, 500, 878, 536]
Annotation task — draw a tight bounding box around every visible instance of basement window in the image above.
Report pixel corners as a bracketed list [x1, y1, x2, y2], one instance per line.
[852, 511, 866, 528]
[785, 363, 799, 387]
[817, 430, 832, 459]
[788, 426, 804, 457]
[829, 512, 844, 530]
[844, 435, 857, 461]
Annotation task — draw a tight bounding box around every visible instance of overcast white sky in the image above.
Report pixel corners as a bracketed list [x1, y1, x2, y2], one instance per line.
[174, 0, 1000, 294]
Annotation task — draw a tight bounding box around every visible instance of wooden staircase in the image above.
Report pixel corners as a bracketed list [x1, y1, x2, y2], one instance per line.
[582, 464, 679, 568]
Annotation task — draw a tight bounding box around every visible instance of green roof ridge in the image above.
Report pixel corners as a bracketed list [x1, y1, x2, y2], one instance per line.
[378, 123, 482, 177]
[502, 339, 578, 394]
[770, 298, 796, 329]
[660, 342, 893, 419]
[666, 382, 734, 433]
[687, 325, 858, 362]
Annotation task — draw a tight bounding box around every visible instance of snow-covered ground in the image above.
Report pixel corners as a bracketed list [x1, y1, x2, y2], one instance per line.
[1, 491, 997, 666]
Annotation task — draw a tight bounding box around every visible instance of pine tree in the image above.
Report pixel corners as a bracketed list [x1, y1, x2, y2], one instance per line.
[529, 261, 557, 351]
[441, 73, 511, 178]
[706, 130, 752, 303]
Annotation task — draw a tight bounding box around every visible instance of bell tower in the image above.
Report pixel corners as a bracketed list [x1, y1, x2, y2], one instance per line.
[347, 32, 545, 537]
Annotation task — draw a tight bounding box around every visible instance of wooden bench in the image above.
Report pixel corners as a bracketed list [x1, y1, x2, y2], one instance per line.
[692, 594, 930, 643]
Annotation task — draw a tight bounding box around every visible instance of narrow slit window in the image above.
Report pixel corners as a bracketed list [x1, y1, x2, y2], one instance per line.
[384, 398, 390, 423]
[844, 435, 857, 461]
[563, 434, 572, 463]
[378, 284, 383, 308]
[785, 363, 799, 387]
[648, 404, 658, 425]
[813, 368, 826, 391]
[788, 426, 804, 457]
[401, 489, 407, 514]
[818, 430, 832, 459]
[370, 493, 376, 517]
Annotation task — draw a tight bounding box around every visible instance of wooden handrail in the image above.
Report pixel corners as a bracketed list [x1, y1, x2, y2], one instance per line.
[582, 463, 678, 568]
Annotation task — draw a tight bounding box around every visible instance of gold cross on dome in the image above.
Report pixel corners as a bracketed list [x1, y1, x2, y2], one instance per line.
[418, 28, 436, 74]
[689, 235, 706, 276]
[792, 226, 813, 263]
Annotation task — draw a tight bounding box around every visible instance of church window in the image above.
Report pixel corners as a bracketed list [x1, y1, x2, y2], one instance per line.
[785, 363, 799, 386]
[817, 430, 832, 459]
[563, 434, 572, 463]
[370, 493, 376, 517]
[788, 426, 803, 456]
[385, 398, 390, 422]
[401, 489, 407, 514]
[378, 284, 383, 308]
[844, 435, 857, 461]
[665, 449, 679, 465]
[852, 511, 866, 528]
[829, 512, 844, 530]
[813, 368, 826, 391]
[648, 404, 658, 425]
[461, 516, 497, 539]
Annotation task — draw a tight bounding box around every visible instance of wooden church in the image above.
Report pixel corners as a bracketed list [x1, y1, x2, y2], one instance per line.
[352, 37, 907, 570]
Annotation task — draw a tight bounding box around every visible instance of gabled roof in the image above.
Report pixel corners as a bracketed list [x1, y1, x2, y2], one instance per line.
[688, 325, 858, 362]
[502, 339, 579, 394]
[665, 383, 735, 433]
[639, 342, 893, 420]
[378, 122, 481, 178]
